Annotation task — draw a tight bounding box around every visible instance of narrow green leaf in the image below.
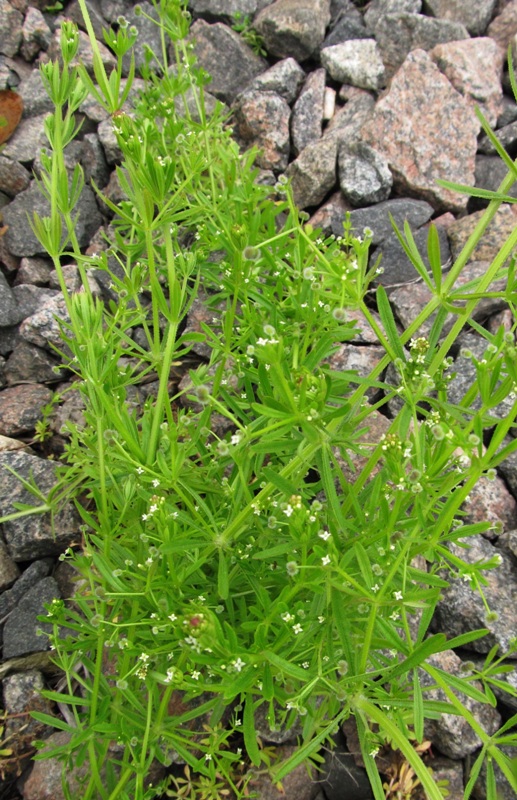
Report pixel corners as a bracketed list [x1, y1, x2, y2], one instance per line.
[426, 224, 442, 292]
[356, 715, 387, 800]
[376, 285, 406, 361]
[263, 650, 310, 681]
[30, 711, 75, 732]
[243, 693, 261, 766]
[217, 551, 229, 599]
[413, 670, 424, 743]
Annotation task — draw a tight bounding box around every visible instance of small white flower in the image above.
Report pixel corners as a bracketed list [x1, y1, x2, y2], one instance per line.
[168, 613, 177, 622]
[393, 591, 403, 600]
[191, 671, 200, 680]
[321, 555, 331, 566]
[318, 530, 331, 541]
[231, 432, 242, 445]
[292, 623, 303, 635]
[281, 612, 295, 622]
[232, 657, 246, 672]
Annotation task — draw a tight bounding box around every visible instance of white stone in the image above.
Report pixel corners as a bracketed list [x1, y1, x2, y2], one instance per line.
[321, 40, 386, 91]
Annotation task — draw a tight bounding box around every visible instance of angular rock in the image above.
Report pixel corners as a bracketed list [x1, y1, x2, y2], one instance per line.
[433, 535, 517, 656]
[120, 2, 163, 74]
[189, 19, 266, 104]
[430, 38, 504, 128]
[0, 383, 52, 437]
[0, 0, 23, 57]
[374, 13, 470, 79]
[447, 204, 517, 263]
[0, 535, 19, 590]
[488, 0, 517, 54]
[232, 89, 291, 171]
[462, 474, 517, 535]
[364, 0, 422, 33]
[13, 257, 52, 287]
[419, 649, 501, 758]
[3, 670, 54, 750]
[344, 198, 434, 247]
[309, 189, 351, 237]
[374, 224, 450, 287]
[47, 28, 116, 76]
[321, 733, 374, 800]
[291, 68, 325, 155]
[325, 343, 385, 400]
[2, 575, 60, 658]
[0, 450, 80, 560]
[188, 0, 263, 24]
[4, 341, 64, 385]
[10, 285, 58, 323]
[285, 136, 337, 208]
[472, 155, 517, 212]
[17, 69, 54, 117]
[473, 744, 517, 800]
[1, 112, 47, 163]
[254, 0, 331, 62]
[324, 92, 375, 149]
[0, 270, 25, 327]
[361, 49, 480, 213]
[424, 0, 498, 36]
[0, 559, 52, 621]
[18, 294, 70, 352]
[20, 5, 51, 61]
[3, 182, 102, 257]
[0, 155, 30, 197]
[321, 40, 386, 91]
[322, 5, 369, 48]
[338, 142, 392, 206]
[478, 119, 517, 156]
[246, 744, 316, 799]
[428, 758, 465, 800]
[247, 57, 305, 104]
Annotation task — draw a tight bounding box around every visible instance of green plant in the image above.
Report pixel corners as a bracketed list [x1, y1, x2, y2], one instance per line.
[5, 1, 517, 798]
[231, 12, 267, 57]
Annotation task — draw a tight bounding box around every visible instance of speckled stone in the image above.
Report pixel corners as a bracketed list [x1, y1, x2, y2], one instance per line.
[232, 89, 291, 171]
[291, 68, 326, 155]
[0, 383, 52, 436]
[361, 49, 479, 213]
[285, 136, 337, 208]
[488, 0, 517, 54]
[424, 0, 497, 36]
[447, 203, 517, 262]
[254, 0, 331, 62]
[462, 474, 517, 535]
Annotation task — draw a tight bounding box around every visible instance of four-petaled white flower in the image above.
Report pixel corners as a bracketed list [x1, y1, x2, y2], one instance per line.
[233, 657, 246, 672]
[318, 530, 331, 541]
[321, 555, 331, 566]
[393, 591, 403, 600]
[191, 671, 200, 680]
[292, 623, 303, 634]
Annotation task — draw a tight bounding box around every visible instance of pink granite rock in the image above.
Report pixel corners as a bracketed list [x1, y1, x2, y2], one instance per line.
[488, 0, 517, 54]
[361, 49, 480, 213]
[430, 38, 504, 127]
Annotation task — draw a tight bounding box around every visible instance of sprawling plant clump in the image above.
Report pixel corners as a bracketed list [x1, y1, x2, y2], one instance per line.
[5, 1, 517, 797]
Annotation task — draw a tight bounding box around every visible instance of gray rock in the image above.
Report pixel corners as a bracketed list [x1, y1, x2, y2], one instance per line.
[343, 198, 434, 246]
[0, 155, 30, 197]
[285, 136, 337, 208]
[0, 270, 24, 327]
[433, 535, 517, 656]
[0, 450, 80, 561]
[247, 57, 305, 104]
[11, 285, 59, 322]
[2, 576, 60, 658]
[0, 535, 19, 590]
[0, 558, 52, 621]
[364, 0, 422, 33]
[472, 155, 517, 211]
[374, 13, 470, 79]
[497, 96, 517, 127]
[1, 112, 47, 163]
[419, 649, 501, 758]
[18, 70, 57, 118]
[97, 116, 122, 164]
[497, 447, 517, 499]
[374, 224, 450, 286]
[0, 0, 23, 57]
[3, 182, 102, 257]
[13, 256, 52, 287]
[0, 383, 52, 436]
[63, 0, 108, 40]
[321, 734, 374, 800]
[423, 0, 498, 36]
[188, 0, 262, 24]
[322, 9, 369, 48]
[47, 27, 117, 77]
[82, 132, 111, 189]
[321, 40, 386, 91]
[20, 6, 51, 61]
[323, 92, 375, 149]
[3, 669, 54, 747]
[325, 342, 385, 400]
[189, 19, 266, 104]
[430, 38, 504, 128]
[361, 49, 479, 213]
[338, 142, 392, 206]
[291, 68, 325, 155]
[478, 119, 517, 156]
[232, 89, 291, 170]
[19, 294, 71, 351]
[447, 204, 517, 263]
[254, 0, 331, 62]
[121, 2, 163, 74]
[4, 341, 65, 385]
